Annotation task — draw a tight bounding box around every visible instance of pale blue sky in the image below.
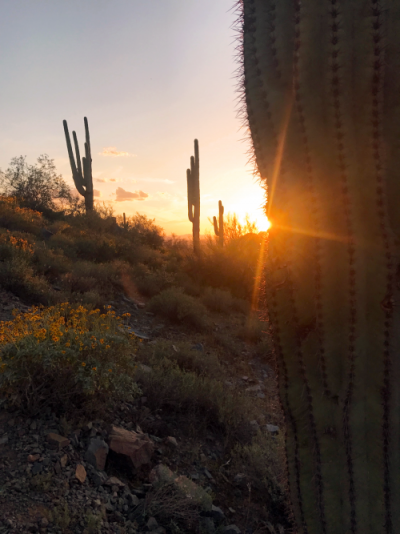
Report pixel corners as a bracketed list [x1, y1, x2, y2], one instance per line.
[0, 0, 267, 234]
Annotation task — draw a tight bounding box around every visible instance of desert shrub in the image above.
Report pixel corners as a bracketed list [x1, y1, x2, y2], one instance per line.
[237, 315, 265, 343]
[201, 287, 249, 315]
[118, 213, 164, 249]
[0, 304, 141, 415]
[183, 233, 265, 301]
[138, 340, 222, 378]
[147, 288, 208, 329]
[231, 430, 291, 527]
[61, 260, 125, 296]
[0, 155, 71, 213]
[32, 242, 71, 280]
[134, 482, 202, 532]
[0, 196, 44, 235]
[134, 361, 253, 437]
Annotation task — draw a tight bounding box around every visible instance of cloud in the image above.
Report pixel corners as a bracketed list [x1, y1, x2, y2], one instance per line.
[115, 187, 149, 202]
[93, 190, 101, 197]
[95, 178, 106, 183]
[99, 147, 136, 157]
[110, 178, 116, 182]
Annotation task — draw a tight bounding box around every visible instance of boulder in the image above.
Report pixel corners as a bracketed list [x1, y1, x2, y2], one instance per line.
[108, 426, 154, 469]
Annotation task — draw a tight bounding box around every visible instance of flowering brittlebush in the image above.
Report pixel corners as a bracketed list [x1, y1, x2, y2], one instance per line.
[0, 303, 141, 412]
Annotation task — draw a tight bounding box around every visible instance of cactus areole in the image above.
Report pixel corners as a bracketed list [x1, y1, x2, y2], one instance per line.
[63, 117, 94, 212]
[187, 139, 200, 253]
[240, 1, 400, 533]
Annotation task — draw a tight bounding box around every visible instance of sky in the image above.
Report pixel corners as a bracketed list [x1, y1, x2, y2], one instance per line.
[0, 0, 268, 235]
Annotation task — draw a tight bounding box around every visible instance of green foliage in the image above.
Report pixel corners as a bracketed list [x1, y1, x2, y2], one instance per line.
[147, 287, 208, 330]
[184, 232, 265, 300]
[117, 212, 165, 249]
[231, 431, 290, 525]
[0, 196, 44, 235]
[237, 315, 264, 343]
[135, 340, 254, 437]
[0, 304, 141, 415]
[202, 287, 249, 315]
[0, 155, 71, 213]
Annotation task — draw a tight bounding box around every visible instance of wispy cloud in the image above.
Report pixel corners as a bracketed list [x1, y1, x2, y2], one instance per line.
[99, 147, 136, 157]
[115, 187, 148, 202]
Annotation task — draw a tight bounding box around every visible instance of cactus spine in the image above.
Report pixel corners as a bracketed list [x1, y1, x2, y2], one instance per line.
[213, 200, 224, 246]
[63, 117, 94, 212]
[187, 139, 200, 253]
[241, 1, 400, 533]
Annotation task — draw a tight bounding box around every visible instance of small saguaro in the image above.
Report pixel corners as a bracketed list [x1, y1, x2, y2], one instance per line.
[186, 139, 200, 253]
[63, 117, 94, 212]
[213, 200, 224, 247]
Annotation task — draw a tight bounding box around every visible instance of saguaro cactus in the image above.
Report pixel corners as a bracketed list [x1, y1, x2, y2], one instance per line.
[63, 117, 94, 212]
[187, 139, 200, 253]
[213, 200, 224, 247]
[240, 1, 400, 533]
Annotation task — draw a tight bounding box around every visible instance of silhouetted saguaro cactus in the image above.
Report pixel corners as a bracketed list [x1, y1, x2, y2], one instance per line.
[240, 1, 400, 533]
[213, 200, 224, 247]
[187, 139, 200, 253]
[63, 117, 94, 212]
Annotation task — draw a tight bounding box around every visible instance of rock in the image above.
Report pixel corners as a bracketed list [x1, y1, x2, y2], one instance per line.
[31, 462, 43, 475]
[266, 424, 280, 434]
[40, 228, 54, 240]
[137, 302, 145, 309]
[165, 436, 178, 448]
[149, 464, 212, 511]
[28, 454, 40, 463]
[75, 464, 87, 483]
[199, 517, 216, 534]
[108, 426, 154, 469]
[192, 343, 204, 352]
[245, 385, 262, 393]
[105, 476, 125, 487]
[47, 433, 70, 450]
[89, 469, 107, 487]
[224, 526, 241, 534]
[126, 493, 140, 507]
[85, 438, 109, 471]
[0, 434, 8, 445]
[209, 505, 225, 521]
[41, 518, 49, 528]
[60, 454, 68, 468]
[147, 516, 158, 530]
[204, 469, 214, 480]
[138, 364, 152, 373]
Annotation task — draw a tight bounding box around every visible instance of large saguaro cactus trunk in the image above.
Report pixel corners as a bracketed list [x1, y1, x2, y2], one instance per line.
[240, 1, 400, 533]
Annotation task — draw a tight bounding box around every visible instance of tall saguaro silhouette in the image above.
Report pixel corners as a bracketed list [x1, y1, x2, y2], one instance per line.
[186, 139, 200, 254]
[63, 117, 94, 212]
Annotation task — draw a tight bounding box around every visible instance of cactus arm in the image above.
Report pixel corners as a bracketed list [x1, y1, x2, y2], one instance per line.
[72, 131, 83, 180]
[187, 169, 194, 222]
[63, 120, 86, 197]
[83, 117, 93, 193]
[213, 201, 224, 246]
[213, 216, 219, 236]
